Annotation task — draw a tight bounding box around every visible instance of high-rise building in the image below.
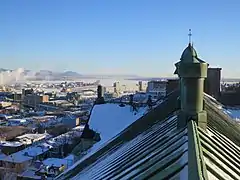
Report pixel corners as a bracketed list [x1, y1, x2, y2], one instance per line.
[113, 82, 120, 94]
[138, 81, 143, 91]
[146, 80, 167, 97]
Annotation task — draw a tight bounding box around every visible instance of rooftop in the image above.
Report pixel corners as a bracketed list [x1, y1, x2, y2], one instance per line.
[88, 103, 148, 151]
[0, 143, 52, 163]
[0, 141, 23, 147]
[43, 158, 69, 168]
[57, 91, 240, 180]
[16, 133, 50, 140]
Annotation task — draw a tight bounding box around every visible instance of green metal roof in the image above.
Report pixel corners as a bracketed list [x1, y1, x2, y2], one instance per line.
[180, 43, 199, 63]
[199, 127, 240, 179]
[57, 92, 240, 180]
[71, 115, 188, 180]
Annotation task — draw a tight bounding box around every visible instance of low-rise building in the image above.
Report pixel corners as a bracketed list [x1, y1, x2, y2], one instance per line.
[16, 133, 51, 146]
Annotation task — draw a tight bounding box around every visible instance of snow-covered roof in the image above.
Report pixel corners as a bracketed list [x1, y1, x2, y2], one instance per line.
[1, 144, 51, 163]
[204, 93, 240, 122]
[57, 91, 240, 180]
[88, 103, 148, 151]
[0, 141, 23, 147]
[8, 119, 27, 122]
[72, 125, 85, 131]
[46, 127, 83, 146]
[61, 115, 189, 180]
[18, 169, 42, 180]
[16, 133, 50, 141]
[64, 154, 75, 161]
[222, 108, 240, 122]
[58, 103, 148, 177]
[43, 158, 69, 167]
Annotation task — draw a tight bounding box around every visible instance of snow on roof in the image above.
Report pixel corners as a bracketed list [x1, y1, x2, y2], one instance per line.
[47, 127, 83, 146]
[223, 108, 240, 122]
[56, 102, 161, 178]
[16, 133, 50, 141]
[19, 169, 42, 179]
[64, 154, 75, 161]
[2, 143, 52, 163]
[72, 125, 85, 131]
[204, 93, 240, 122]
[8, 119, 27, 122]
[43, 158, 68, 167]
[50, 100, 69, 104]
[0, 141, 23, 147]
[0, 153, 7, 159]
[89, 103, 147, 150]
[31, 116, 56, 120]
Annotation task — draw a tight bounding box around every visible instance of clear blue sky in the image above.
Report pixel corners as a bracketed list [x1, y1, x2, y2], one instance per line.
[0, 0, 240, 77]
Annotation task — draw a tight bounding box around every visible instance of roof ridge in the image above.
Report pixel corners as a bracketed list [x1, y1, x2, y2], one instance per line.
[188, 120, 208, 180]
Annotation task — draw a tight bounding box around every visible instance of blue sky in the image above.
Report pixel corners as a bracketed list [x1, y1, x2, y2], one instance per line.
[0, 0, 240, 77]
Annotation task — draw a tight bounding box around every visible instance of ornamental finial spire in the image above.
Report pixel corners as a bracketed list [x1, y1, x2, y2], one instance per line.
[188, 29, 192, 45]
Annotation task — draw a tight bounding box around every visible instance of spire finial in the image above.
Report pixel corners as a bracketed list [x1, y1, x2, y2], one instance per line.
[188, 29, 192, 44]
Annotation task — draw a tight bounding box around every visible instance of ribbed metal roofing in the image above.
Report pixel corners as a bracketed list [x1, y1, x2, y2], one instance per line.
[57, 92, 240, 180]
[71, 115, 189, 180]
[199, 127, 240, 180]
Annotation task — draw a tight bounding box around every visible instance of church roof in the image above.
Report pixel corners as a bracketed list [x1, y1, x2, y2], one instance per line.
[181, 43, 198, 62]
[174, 43, 208, 75]
[57, 90, 240, 180]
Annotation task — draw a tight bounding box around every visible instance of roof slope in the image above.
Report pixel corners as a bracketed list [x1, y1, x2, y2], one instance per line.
[70, 115, 188, 180]
[57, 91, 240, 180]
[57, 90, 179, 179]
[199, 127, 240, 180]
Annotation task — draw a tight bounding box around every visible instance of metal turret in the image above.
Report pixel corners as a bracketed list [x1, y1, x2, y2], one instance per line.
[175, 38, 208, 129]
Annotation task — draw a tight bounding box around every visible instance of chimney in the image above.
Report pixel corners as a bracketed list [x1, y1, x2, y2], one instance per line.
[95, 85, 105, 104]
[166, 79, 180, 95]
[204, 68, 222, 100]
[175, 43, 208, 129]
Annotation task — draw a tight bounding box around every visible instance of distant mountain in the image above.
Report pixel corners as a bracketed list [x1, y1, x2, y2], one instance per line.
[0, 68, 12, 73]
[62, 71, 82, 77]
[0, 68, 143, 81]
[24, 69, 82, 80]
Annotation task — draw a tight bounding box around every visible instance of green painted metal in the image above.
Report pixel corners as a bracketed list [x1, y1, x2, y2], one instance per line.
[201, 141, 240, 178]
[111, 129, 187, 180]
[132, 142, 187, 179]
[203, 95, 240, 146]
[198, 124, 240, 180]
[57, 91, 240, 180]
[188, 120, 208, 180]
[148, 158, 187, 180]
[180, 43, 198, 62]
[175, 43, 208, 129]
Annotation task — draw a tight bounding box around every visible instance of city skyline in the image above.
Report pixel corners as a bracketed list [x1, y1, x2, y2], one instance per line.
[1, 0, 240, 78]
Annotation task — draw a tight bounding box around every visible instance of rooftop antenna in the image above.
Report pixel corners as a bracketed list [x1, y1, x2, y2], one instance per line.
[188, 29, 192, 45]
